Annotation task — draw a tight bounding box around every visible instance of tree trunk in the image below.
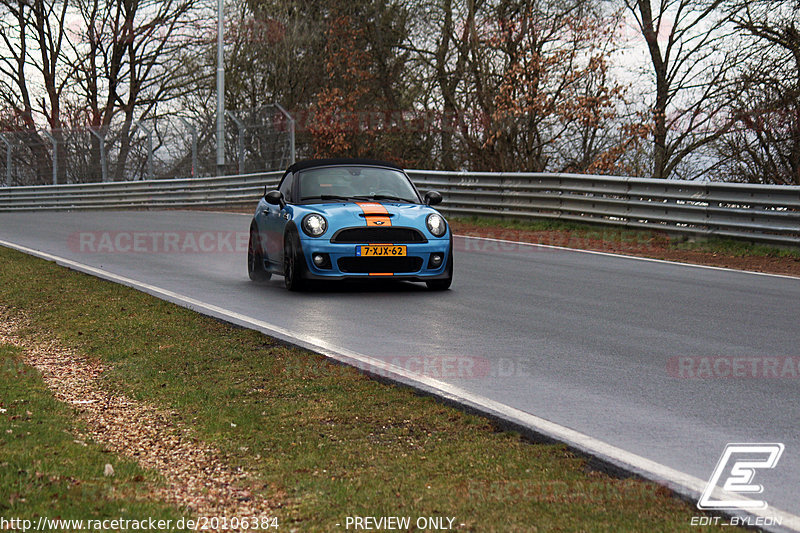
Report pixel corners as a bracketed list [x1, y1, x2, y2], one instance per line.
[115, 117, 134, 181]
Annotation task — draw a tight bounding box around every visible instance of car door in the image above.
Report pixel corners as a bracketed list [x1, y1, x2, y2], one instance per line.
[263, 173, 293, 265]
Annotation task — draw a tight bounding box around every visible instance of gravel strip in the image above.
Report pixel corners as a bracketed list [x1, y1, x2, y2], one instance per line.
[0, 307, 275, 528]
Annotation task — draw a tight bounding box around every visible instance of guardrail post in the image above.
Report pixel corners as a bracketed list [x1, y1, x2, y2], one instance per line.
[179, 118, 198, 177]
[41, 130, 58, 185]
[133, 121, 154, 180]
[274, 103, 296, 166]
[0, 134, 11, 186]
[501, 173, 512, 216]
[88, 128, 108, 183]
[225, 111, 245, 174]
[624, 177, 632, 226]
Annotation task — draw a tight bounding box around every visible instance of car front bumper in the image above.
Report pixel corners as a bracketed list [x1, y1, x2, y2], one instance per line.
[296, 235, 452, 281]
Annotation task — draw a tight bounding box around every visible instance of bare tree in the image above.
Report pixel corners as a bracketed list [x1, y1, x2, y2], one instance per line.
[0, 0, 73, 183]
[424, 0, 478, 169]
[302, 0, 428, 164]
[446, 0, 633, 172]
[226, 0, 327, 111]
[69, 0, 206, 180]
[624, 0, 737, 178]
[717, 0, 800, 184]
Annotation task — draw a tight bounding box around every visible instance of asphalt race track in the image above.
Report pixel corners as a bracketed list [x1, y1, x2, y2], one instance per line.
[1, 210, 798, 524]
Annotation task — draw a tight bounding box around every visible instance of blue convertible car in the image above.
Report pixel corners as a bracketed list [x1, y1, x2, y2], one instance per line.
[247, 159, 453, 291]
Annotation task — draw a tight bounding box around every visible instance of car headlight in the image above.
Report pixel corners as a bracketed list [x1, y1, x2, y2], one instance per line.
[426, 213, 447, 237]
[302, 214, 327, 237]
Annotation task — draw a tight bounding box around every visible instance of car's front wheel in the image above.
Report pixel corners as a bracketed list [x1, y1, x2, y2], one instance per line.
[283, 232, 307, 291]
[248, 225, 271, 282]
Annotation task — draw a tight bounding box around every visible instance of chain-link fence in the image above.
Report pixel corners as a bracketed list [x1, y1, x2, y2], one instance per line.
[0, 105, 297, 186]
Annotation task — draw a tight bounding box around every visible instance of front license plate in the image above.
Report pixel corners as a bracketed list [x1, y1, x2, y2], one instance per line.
[357, 245, 407, 257]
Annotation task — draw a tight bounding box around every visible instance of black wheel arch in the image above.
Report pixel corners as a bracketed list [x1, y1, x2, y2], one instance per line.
[284, 221, 312, 273]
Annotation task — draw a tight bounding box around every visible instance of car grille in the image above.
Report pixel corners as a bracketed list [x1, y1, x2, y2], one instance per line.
[337, 257, 424, 274]
[331, 227, 427, 244]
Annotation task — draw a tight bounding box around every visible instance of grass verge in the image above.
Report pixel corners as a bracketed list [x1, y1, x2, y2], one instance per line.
[0, 245, 735, 531]
[0, 344, 188, 527]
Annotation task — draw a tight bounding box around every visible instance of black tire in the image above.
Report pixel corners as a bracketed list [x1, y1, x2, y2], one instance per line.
[283, 232, 307, 291]
[248, 225, 271, 281]
[426, 246, 453, 291]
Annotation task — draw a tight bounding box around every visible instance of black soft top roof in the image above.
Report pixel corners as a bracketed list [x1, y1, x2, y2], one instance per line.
[285, 158, 404, 174]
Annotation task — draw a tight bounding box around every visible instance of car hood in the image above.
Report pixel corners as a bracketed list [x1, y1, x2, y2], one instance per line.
[302, 202, 441, 230]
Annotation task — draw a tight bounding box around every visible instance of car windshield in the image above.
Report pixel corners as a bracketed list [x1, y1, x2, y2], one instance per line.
[298, 166, 419, 203]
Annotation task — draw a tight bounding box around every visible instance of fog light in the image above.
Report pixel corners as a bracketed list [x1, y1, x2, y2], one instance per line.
[311, 253, 331, 269]
[429, 253, 443, 268]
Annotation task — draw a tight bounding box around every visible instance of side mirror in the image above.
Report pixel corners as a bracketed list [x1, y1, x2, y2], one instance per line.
[265, 190, 285, 207]
[424, 190, 443, 206]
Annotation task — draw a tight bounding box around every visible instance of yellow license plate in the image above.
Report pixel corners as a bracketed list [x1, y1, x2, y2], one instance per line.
[357, 245, 407, 257]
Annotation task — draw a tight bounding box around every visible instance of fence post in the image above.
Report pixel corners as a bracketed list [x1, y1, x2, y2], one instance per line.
[0, 134, 11, 186]
[41, 130, 58, 185]
[274, 103, 296, 166]
[179, 118, 198, 177]
[88, 128, 108, 183]
[133, 121, 154, 180]
[225, 111, 245, 175]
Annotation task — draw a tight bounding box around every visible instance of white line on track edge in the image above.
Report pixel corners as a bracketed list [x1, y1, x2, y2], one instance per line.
[1, 237, 798, 532]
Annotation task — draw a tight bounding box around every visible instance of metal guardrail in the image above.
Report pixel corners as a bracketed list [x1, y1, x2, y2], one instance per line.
[0, 172, 282, 210]
[1, 170, 799, 246]
[407, 171, 800, 246]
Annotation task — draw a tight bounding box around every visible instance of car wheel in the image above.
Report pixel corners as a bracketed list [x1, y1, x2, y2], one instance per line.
[248, 225, 271, 281]
[426, 246, 453, 291]
[283, 232, 307, 291]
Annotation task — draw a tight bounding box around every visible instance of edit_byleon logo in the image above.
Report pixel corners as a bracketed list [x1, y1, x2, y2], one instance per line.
[698, 443, 785, 510]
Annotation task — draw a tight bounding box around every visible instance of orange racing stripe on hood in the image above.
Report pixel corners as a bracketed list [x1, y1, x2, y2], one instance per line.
[355, 202, 392, 227]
